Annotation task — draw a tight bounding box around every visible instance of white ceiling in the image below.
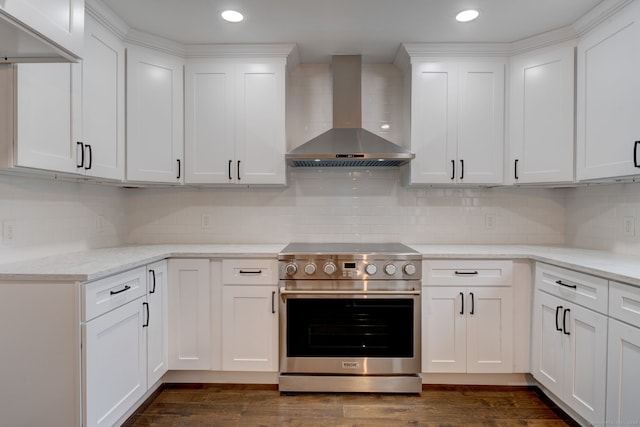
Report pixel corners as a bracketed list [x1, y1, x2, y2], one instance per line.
[102, 0, 603, 63]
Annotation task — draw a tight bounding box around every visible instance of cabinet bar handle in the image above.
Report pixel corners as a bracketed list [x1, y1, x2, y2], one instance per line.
[451, 160, 455, 180]
[110, 285, 131, 295]
[459, 292, 464, 315]
[555, 306, 563, 331]
[239, 269, 262, 275]
[635, 141, 640, 168]
[149, 270, 156, 294]
[76, 142, 84, 168]
[228, 160, 232, 180]
[85, 144, 92, 170]
[455, 271, 478, 275]
[237, 160, 241, 181]
[469, 292, 475, 315]
[562, 308, 570, 335]
[176, 159, 181, 179]
[271, 290, 276, 314]
[460, 159, 464, 180]
[143, 302, 149, 327]
[514, 159, 519, 180]
[555, 280, 577, 289]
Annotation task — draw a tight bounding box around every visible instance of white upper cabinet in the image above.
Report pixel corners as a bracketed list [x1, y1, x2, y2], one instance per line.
[509, 45, 575, 184]
[2, 15, 124, 180]
[126, 45, 184, 183]
[0, 0, 84, 61]
[577, 0, 640, 181]
[185, 52, 291, 185]
[77, 15, 125, 180]
[409, 60, 505, 185]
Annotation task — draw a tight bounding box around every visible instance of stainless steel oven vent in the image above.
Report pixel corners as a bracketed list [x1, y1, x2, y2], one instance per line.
[286, 55, 414, 168]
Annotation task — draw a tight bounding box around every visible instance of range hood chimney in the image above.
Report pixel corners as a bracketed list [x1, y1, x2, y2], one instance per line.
[286, 55, 414, 167]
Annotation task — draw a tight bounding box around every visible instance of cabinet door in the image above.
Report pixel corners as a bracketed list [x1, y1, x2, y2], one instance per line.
[410, 62, 458, 184]
[607, 319, 640, 427]
[126, 46, 184, 183]
[531, 291, 565, 398]
[234, 63, 286, 185]
[457, 62, 505, 185]
[509, 46, 575, 184]
[577, 1, 640, 180]
[79, 16, 125, 180]
[222, 285, 278, 371]
[14, 63, 79, 173]
[147, 261, 168, 387]
[422, 287, 466, 373]
[563, 302, 607, 426]
[84, 298, 147, 427]
[0, 0, 84, 59]
[466, 287, 513, 373]
[168, 259, 211, 370]
[184, 62, 235, 184]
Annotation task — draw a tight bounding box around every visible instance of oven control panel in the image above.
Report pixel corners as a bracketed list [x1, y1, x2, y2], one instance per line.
[279, 258, 421, 280]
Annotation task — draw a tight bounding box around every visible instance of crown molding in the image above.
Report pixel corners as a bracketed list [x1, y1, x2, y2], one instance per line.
[573, 0, 635, 36]
[123, 29, 186, 58]
[85, 0, 129, 40]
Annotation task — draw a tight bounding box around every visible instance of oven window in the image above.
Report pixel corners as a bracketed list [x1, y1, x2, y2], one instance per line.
[287, 298, 414, 357]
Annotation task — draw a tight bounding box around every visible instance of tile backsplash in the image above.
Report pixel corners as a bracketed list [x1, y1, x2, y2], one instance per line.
[126, 169, 566, 246]
[0, 173, 127, 263]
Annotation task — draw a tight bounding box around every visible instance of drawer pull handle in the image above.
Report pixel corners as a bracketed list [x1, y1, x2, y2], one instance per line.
[455, 271, 478, 275]
[149, 270, 156, 294]
[563, 308, 571, 335]
[143, 302, 149, 327]
[555, 306, 563, 331]
[239, 270, 262, 275]
[555, 280, 577, 289]
[271, 290, 276, 314]
[110, 285, 131, 295]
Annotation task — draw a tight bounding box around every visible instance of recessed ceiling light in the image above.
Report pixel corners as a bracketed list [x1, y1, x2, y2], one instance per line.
[456, 9, 479, 23]
[221, 10, 244, 23]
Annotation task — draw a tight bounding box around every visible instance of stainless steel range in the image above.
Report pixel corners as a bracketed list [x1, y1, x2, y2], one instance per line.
[278, 243, 422, 393]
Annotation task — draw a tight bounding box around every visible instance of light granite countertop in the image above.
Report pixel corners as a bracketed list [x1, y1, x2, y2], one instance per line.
[0, 243, 639, 286]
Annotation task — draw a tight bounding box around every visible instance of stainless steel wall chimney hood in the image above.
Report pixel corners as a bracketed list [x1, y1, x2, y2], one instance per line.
[286, 55, 414, 167]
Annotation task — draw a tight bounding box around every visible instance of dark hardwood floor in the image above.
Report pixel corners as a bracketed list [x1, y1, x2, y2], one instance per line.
[123, 384, 578, 427]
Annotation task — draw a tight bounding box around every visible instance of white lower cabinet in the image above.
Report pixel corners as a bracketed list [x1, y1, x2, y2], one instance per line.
[222, 285, 278, 371]
[84, 296, 147, 427]
[423, 286, 513, 373]
[146, 260, 169, 387]
[606, 281, 640, 427]
[168, 259, 211, 370]
[422, 260, 514, 374]
[221, 259, 279, 372]
[531, 264, 608, 426]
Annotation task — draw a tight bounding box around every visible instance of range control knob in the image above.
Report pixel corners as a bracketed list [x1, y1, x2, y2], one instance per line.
[403, 263, 417, 276]
[323, 262, 337, 275]
[284, 263, 298, 276]
[304, 263, 317, 275]
[384, 263, 397, 275]
[365, 264, 378, 275]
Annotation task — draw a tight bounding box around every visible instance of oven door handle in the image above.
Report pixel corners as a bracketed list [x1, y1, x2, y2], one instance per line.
[279, 288, 420, 296]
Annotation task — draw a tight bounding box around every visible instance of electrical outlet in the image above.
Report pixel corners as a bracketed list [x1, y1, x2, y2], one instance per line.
[484, 214, 496, 230]
[623, 216, 635, 237]
[3, 219, 16, 244]
[202, 214, 211, 229]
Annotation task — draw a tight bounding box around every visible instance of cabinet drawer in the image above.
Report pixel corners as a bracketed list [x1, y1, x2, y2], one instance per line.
[535, 263, 608, 314]
[222, 259, 278, 285]
[610, 281, 640, 327]
[423, 260, 513, 286]
[82, 267, 147, 321]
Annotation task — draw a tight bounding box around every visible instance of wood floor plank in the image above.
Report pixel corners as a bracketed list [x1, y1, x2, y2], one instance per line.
[123, 385, 576, 427]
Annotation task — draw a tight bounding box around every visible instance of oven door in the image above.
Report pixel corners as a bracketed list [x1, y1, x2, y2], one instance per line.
[279, 284, 421, 375]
